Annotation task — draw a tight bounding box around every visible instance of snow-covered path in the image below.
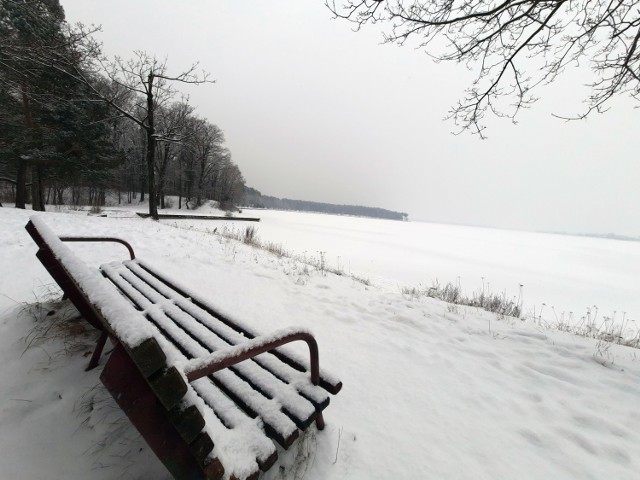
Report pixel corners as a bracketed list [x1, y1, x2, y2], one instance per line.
[1, 207, 639, 479]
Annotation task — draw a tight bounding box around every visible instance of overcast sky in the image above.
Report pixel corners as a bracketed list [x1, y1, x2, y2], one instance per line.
[61, 0, 639, 236]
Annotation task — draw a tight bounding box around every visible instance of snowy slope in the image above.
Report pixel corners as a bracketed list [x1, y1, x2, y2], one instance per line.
[1, 206, 639, 479]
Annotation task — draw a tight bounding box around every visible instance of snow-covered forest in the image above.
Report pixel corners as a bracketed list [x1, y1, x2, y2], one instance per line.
[0, 1, 245, 218]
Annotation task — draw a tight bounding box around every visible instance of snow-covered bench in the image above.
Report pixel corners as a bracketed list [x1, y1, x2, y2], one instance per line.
[25, 216, 342, 480]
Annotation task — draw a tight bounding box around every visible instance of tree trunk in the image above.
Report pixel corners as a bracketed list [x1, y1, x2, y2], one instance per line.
[140, 173, 145, 202]
[146, 72, 158, 219]
[17, 81, 35, 209]
[156, 142, 172, 210]
[146, 129, 157, 218]
[178, 163, 183, 209]
[196, 160, 206, 207]
[15, 161, 27, 209]
[31, 166, 45, 211]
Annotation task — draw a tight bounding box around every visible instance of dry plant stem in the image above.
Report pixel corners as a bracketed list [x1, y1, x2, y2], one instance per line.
[333, 427, 343, 465]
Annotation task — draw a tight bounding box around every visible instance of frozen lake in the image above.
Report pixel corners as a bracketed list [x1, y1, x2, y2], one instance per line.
[223, 209, 640, 327]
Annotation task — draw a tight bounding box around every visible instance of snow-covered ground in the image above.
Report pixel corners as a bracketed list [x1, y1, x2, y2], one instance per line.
[1, 205, 639, 479]
[164, 207, 640, 330]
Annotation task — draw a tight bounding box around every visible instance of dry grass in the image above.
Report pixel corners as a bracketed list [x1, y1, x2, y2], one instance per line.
[402, 279, 522, 319]
[172, 222, 639, 350]
[532, 305, 640, 349]
[213, 225, 371, 286]
[20, 285, 97, 361]
[18, 286, 159, 478]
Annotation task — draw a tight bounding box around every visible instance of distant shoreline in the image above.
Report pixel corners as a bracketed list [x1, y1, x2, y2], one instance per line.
[243, 187, 409, 222]
[544, 231, 640, 243]
[240, 206, 405, 222]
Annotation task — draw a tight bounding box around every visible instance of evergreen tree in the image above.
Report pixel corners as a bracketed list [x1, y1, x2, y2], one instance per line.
[0, 0, 117, 208]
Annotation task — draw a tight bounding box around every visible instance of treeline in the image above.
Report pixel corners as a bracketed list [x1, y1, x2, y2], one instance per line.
[243, 187, 408, 221]
[0, 1, 244, 217]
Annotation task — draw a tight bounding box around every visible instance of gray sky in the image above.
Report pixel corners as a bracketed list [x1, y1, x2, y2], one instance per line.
[61, 0, 640, 236]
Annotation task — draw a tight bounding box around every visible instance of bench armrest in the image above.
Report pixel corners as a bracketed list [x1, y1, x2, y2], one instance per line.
[182, 328, 320, 385]
[59, 236, 136, 260]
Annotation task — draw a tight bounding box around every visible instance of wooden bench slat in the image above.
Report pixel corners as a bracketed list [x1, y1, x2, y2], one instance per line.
[103, 264, 302, 446]
[130, 337, 168, 378]
[135, 260, 343, 394]
[101, 268, 287, 474]
[145, 307, 302, 447]
[104, 263, 330, 422]
[148, 366, 189, 411]
[155, 303, 325, 424]
[167, 405, 207, 444]
[190, 378, 278, 472]
[118, 261, 332, 407]
[169, 297, 332, 409]
[189, 432, 216, 466]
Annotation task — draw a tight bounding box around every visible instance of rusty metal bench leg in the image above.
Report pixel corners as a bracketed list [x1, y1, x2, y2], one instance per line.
[315, 412, 325, 430]
[86, 330, 109, 371]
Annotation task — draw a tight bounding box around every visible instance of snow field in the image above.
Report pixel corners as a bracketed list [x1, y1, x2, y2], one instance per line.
[1, 206, 639, 479]
[233, 209, 640, 331]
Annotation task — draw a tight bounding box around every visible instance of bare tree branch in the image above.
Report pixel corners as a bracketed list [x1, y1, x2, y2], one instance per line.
[328, 0, 640, 136]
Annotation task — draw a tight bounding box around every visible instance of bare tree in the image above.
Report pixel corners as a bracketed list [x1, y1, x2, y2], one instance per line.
[154, 100, 194, 208]
[70, 49, 213, 218]
[213, 161, 245, 209]
[187, 118, 226, 207]
[328, 0, 640, 137]
[1, 7, 243, 213]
